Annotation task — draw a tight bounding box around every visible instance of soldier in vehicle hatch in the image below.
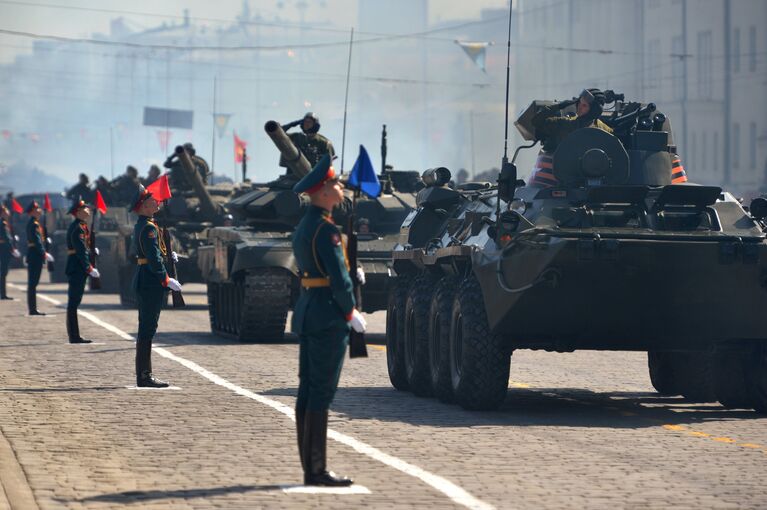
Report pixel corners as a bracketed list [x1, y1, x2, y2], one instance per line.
[281, 113, 336, 176]
[529, 88, 613, 187]
[163, 143, 210, 191]
[66, 173, 94, 204]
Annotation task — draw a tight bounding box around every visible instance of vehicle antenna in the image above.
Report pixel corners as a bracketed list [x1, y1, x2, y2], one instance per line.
[340, 27, 354, 174]
[497, 1, 514, 220]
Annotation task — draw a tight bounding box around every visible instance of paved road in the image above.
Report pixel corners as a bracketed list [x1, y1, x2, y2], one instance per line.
[0, 268, 765, 509]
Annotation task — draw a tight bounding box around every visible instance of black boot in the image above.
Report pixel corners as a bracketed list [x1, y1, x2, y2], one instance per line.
[303, 410, 353, 487]
[296, 407, 306, 472]
[67, 309, 91, 344]
[136, 339, 168, 388]
[0, 274, 12, 300]
[27, 288, 44, 315]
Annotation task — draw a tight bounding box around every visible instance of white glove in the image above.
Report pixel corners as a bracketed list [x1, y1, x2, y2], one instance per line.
[46, 237, 52, 245]
[94, 247, 100, 256]
[11, 248, 20, 259]
[45, 252, 54, 263]
[356, 266, 366, 286]
[171, 251, 179, 263]
[88, 267, 101, 279]
[167, 277, 182, 292]
[349, 308, 367, 333]
[13, 235, 19, 242]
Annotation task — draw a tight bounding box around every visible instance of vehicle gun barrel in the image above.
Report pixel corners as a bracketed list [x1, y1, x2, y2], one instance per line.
[174, 146, 219, 220]
[264, 120, 312, 179]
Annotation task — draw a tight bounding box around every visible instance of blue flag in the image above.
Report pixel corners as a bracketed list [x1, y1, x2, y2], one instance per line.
[348, 145, 381, 198]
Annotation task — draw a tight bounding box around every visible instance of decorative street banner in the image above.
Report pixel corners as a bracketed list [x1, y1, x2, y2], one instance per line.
[214, 113, 232, 138]
[234, 132, 248, 163]
[455, 40, 493, 73]
[1, 130, 11, 140]
[143, 106, 194, 129]
[157, 130, 172, 153]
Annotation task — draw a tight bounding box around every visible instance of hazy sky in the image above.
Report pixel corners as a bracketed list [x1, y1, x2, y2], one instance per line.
[0, 0, 508, 63]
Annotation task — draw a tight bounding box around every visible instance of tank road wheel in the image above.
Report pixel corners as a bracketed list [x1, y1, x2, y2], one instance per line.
[236, 268, 291, 342]
[745, 344, 767, 414]
[647, 351, 682, 396]
[428, 276, 458, 403]
[676, 353, 717, 403]
[386, 278, 410, 391]
[713, 352, 754, 410]
[403, 274, 437, 397]
[449, 275, 509, 411]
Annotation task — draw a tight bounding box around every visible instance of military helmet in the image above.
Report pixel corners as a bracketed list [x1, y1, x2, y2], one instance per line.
[302, 112, 321, 134]
[183, 142, 196, 156]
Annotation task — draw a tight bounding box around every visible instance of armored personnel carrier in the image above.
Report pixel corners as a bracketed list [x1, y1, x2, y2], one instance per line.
[198, 121, 419, 342]
[386, 92, 767, 413]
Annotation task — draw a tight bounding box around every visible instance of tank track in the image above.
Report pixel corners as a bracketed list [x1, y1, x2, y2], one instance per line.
[208, 268, 291, 342]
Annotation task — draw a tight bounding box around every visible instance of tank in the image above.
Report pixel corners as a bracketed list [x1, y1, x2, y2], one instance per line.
[198, 121, 420, 342]
[386, 93, 767, 414]
[116, 146, 232, 307]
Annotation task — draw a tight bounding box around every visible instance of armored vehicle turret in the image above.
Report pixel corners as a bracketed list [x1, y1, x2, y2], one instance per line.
[198, 122, 419, 342]
[386, 92, 767, 414]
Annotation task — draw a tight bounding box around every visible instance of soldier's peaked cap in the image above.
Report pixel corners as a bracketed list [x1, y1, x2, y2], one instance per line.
[293, 154, 335, 195]
[130, 184, 153, 212]
[68, 198, 87, 216]
[25, 200, 39, 214]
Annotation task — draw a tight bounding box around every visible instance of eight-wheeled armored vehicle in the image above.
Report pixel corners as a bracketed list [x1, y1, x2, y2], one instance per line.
[386, 93, 767, 414]
[198, 121, 419, 342]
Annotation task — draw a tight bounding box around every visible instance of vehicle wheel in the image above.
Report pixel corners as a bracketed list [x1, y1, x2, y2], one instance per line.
[236, 268, 291, 342]
[386, 277, 410, 391]
[745, 344, 767, 414]
[676, 352, 717, 403]
[647, 351, 682, 395]
[403, 273, 437, 397]
[713, 351, 754, 410]
[428, 276, 457, 403]
[449, 275, 509, 411]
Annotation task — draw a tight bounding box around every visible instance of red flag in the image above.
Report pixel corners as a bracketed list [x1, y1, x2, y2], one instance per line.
[10, 198, 22, 214]
[234, 132, 248, 163]
[43, 193, 52, 212]
[146, 173, 172, 202]
[94, 190, 107, 214]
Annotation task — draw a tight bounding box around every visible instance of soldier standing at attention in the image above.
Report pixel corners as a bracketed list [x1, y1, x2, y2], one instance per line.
[282, 113, 336, 172]
[529, 88, 612, 187]
[25, 201, 54, 315]
[0, 204, 21, 300]
[65, 199, 100, 344]
[291, 154, 366, 486]
[130, 185, 182, 388]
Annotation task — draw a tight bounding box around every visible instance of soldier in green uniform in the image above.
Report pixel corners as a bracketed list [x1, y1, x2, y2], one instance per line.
[25, 201, 53, 315]
[291, 154, 367, 486]
[0, 204, 21, 300]
[529, 88, 613, 187]
[282, 113, 336, 174]
[130, 185, 182, 388]
[65, 199, 100, 344]
[163, 143, 210, 191]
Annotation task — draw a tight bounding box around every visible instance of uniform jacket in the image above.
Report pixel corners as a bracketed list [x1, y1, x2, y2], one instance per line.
[25, 217, 45, 258]
[283, 132, 336, 169]
[291, 205, 355, 335]
[0, 218, 13, 256]
[131, 215, 169, 290]
[65, 218, 92, 277]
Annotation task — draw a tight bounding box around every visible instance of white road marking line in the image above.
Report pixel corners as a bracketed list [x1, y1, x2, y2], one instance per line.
[281, 484, 371, 495]
[8, 282, 496, 510]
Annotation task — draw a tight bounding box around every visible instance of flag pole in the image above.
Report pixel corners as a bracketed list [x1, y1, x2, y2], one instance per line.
[340, 27, 354, 174]
[211, 76, 217, 182]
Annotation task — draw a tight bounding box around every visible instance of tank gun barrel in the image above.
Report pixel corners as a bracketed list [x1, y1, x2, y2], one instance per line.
[174, 146, 220, 220]
[264, 120, 311, 178]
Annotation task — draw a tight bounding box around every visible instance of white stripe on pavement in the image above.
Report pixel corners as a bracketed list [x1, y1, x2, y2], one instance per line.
[8, 283, 495, 510]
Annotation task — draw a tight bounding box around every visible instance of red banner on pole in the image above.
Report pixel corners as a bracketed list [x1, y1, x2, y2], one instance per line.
[146, 173, 172, 202]
[43, 193, 52, 212]
[234, 132, 248, 163]
[10, 198, 23, 214]
[94, 190, 108, 214]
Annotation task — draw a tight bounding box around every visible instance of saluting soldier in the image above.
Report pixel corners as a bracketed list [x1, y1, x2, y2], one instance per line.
[130, 185, 182, 388]
[0, 204, 21, 300]
[291, 154, 367, 486]
[281, 113, 336, 174]
[65, 199, 100, 344]
[25, 201, 54, 315]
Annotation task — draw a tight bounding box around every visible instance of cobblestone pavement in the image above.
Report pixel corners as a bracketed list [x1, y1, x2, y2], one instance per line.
[1, 268, 766, 509]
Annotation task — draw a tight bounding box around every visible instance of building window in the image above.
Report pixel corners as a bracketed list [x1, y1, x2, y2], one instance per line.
[733, 27, 740, 73]
[733, 123, 740, 169]
[697, 30, 713, 98]
[749, 26, 757, 72]
[672, 35, 684, 99]
[750, 122, 757, 169]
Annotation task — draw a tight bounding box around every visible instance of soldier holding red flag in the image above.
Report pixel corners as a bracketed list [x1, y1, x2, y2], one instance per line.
[65, 199, 100, 344]
[25, 200, 54, 315]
